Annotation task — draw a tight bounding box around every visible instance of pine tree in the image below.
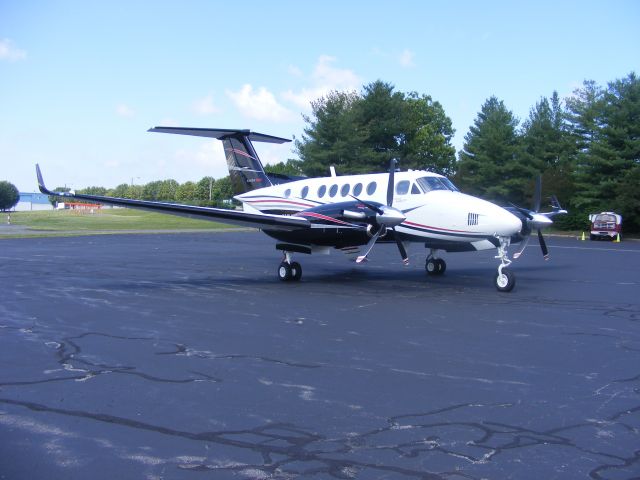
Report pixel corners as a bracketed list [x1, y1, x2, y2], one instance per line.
[520, 92, 576, 209]
[456, 97, 531, 204]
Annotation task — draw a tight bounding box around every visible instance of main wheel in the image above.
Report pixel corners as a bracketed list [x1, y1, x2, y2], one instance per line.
[290, 261, 302, 281]
[495, 269, 515, 292]
[278, 262, 292, 281]
[426, 258, 438, 275]
[436, 258, 446, 275]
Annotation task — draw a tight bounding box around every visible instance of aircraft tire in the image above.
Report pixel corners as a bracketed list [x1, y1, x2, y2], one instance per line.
[436, 259, 446, 274]
[495, 269, 515, 292]
[426, 258, 438, 275]
[290, 261, 302, 281]
[278, 262, 292, 281]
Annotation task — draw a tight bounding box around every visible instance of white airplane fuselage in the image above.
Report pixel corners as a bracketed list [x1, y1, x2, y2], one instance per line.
[237, 169, 522, 253]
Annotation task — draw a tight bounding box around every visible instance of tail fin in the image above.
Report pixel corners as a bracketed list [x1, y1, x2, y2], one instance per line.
[148, 127, 291, 195]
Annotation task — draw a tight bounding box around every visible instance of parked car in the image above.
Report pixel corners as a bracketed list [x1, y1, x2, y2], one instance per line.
[589, 212, 622, 240]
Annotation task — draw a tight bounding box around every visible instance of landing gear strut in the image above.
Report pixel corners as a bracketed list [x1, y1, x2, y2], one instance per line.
[425, 249, 446, 275]
[277, 251, 302, 282]
[494, 236, 515, 292]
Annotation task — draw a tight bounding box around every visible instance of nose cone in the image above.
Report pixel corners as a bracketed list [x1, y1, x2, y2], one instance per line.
[496, 208, 523, 236]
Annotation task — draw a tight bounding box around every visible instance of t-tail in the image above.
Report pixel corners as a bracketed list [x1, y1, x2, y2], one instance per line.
[148, 127, 291, 195]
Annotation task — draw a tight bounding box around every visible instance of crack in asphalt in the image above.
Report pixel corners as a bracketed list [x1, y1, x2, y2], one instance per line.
[0, 397, 638, 479]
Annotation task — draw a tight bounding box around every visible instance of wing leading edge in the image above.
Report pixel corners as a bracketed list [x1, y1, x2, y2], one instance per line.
[35, 164, 310, 231]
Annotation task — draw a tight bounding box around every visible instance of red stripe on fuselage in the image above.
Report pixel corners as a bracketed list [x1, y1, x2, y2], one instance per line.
[402, 221, 476, 234]
[297, 211, 355, 226]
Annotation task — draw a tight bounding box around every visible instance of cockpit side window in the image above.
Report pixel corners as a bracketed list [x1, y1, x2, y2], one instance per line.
[440, 177, 460, 192]
[416, 176, 458, 192]
[411, 183, 421, 194]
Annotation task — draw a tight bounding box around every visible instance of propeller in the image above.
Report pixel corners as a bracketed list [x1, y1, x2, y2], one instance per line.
[355, 159, 408, 265]
[512, 175, 565, 260]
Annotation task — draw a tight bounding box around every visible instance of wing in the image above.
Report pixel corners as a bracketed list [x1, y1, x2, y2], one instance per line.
[35, 165, 310, 231]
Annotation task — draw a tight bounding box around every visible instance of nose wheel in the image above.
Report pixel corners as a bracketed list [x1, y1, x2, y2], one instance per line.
[278, 252, 302, 282]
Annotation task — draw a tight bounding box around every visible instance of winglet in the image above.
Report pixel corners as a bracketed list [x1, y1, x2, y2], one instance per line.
[35, 164, 54, 195]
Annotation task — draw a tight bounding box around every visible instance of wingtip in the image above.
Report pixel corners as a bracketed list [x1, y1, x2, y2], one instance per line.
[35, 164, 53, 195]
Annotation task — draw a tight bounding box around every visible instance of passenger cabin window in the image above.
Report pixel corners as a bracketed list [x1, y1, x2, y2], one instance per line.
[366, 181, 377, 196]
[284, 189, 291, 198]
[318, 185, 327, 198]
[353, 183, 363, 196]
[340, 184, 350, 197]
[329, 184, 338, 197]
[301, 186, 309, 198]
[395, 180, 410, 195]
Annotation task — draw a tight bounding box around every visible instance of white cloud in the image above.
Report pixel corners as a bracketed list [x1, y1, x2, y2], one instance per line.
[192, 94, 220, 115]
[282, 55, 360, 110]
[0, 38, 26, 61]
[115, 103, 135, 117]
[399, 49, 415, 68]
[226, 84, 293, 122]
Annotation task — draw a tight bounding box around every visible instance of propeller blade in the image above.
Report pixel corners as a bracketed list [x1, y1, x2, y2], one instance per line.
[349, 195, 383, 215]
[533, 175, 541, 212]
[387, 158, 397, 207]
[513, 234, 531, 259]
[393, 228, 409, 265]
[356, 228, 382, 264]
[537, 229, 549, 260]
[509, 202, 533, 220]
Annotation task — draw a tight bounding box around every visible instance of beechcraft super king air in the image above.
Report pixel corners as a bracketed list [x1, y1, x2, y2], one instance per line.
[36, 127, 566, 292]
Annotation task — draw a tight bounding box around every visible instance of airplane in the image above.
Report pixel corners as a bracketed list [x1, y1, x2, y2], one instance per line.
[36, 127, 567, 292]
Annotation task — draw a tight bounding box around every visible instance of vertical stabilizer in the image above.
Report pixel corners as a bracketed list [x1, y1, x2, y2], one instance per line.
[148, 127, 291, 195]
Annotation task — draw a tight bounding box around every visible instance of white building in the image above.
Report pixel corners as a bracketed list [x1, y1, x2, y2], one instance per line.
[14, 192, 53, 211]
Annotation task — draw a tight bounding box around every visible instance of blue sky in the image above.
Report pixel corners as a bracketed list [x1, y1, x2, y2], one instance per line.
[1, 0, 638, 191]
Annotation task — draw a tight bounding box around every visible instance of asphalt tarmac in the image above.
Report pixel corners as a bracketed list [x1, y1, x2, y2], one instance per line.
[0, 231, 638, 479]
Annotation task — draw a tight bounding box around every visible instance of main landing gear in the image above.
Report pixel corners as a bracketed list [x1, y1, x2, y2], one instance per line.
[494, 236, 515, 292]
[425, 249, 446, 275]
[277, 251, 302, 282]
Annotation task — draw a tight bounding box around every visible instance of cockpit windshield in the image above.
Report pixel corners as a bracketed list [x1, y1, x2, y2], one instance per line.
[416, 176, 459, 193]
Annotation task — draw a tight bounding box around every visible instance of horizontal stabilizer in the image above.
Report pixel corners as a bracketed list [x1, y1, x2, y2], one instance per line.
[148, 127, 291, 144]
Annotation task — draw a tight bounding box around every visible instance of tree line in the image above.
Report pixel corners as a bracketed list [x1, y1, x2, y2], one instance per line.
[296, 75, 639, 232]
[34, 72, 639, 232]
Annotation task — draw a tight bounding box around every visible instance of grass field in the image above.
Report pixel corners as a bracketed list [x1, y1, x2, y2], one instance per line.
[7, 208, 231, 232]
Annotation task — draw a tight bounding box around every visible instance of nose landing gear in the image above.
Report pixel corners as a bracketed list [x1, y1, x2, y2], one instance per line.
[494, 236, 515, 292]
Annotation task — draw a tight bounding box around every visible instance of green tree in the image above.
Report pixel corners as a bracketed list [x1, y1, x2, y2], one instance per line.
[157, 179, 179, 201]
[142, 180, 163, 200]
[0, 181, 20, 211]
[456, 96, 530, 204]
[195, 176, 215, 203]
[520, 92, 577, 210]
[265, 159, 305, 177]
[176, 181, 197, 203]
[577, 73, 640, 231]
[296, 80, 456, 176]
[399, 92, 456, 175]
[109, 183, 131, 198]
[210, 176, 234, 207]
[296, 89, 365, 176]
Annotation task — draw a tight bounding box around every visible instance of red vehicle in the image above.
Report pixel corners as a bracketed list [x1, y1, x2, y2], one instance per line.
[589, 212, 622, 240]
